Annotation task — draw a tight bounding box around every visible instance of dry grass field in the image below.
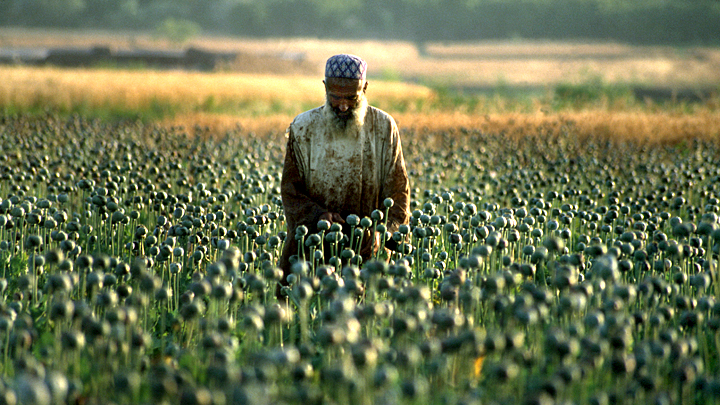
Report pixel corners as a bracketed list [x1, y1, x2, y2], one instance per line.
[1, 28, 719, 143]
[166, 110, 720, 146]
[0, 65, 432, 115]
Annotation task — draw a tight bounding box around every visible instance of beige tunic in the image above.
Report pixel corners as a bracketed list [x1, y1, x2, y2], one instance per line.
[279, 105, 410, 273]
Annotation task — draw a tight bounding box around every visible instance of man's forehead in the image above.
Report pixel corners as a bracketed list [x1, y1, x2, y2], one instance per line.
[325, 77, 365, 94]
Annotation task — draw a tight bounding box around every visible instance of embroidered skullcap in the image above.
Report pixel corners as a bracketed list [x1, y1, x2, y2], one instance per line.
[325, 54, 367, 80]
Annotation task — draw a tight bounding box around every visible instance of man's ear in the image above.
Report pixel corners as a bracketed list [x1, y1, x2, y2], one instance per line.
[363, 81, 369, 93]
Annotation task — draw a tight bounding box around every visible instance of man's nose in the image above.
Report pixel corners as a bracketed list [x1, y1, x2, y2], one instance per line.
[338, 101, 349, 111]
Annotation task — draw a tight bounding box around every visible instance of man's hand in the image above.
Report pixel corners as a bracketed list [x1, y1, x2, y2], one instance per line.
[319, 212, 345, 224]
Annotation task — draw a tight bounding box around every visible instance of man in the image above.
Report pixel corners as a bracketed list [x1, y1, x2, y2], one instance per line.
[279, 53, 410, 278]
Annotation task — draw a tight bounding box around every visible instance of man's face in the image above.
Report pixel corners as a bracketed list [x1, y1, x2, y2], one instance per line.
[324, 77, 368, 121]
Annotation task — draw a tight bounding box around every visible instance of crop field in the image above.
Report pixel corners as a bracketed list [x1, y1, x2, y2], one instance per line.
[0, 111, 717, 404]
[1, 29, 720, 404]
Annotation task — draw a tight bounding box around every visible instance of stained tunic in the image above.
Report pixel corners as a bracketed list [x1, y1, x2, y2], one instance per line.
[279, 105, 410, 274]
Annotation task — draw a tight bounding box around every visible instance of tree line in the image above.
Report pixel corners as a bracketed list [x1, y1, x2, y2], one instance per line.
[3, 0, 720, 45]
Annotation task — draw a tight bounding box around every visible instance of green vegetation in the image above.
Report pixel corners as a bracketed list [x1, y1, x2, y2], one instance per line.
[154, 18, 202, 47]
[0, 110, 718, 403]
[0, 97, 181, 124]
[5, 0, 720, 45]
[552, 76, 634, 110]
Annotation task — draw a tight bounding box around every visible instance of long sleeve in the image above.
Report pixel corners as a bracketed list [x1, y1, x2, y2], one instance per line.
[381, 122, 410, 234]
[278, 129, 326, 275]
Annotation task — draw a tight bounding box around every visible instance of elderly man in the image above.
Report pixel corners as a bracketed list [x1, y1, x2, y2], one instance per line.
[279, 54, 410, 278]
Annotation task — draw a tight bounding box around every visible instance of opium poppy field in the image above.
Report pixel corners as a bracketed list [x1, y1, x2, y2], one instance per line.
[2, 30, 720, 404]
[0, 108, 718, 405]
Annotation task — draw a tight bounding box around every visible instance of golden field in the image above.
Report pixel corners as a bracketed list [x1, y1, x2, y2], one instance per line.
[0, 65, 432, 116]
[1, 64, 718, 144]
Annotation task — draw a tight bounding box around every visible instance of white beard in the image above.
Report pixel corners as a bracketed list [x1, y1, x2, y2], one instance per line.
[322, 94, 368, 137]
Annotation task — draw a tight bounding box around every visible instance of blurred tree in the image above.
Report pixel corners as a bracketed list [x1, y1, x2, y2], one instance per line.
[0, 0, 718, 46]
[155, 18, 202, 46]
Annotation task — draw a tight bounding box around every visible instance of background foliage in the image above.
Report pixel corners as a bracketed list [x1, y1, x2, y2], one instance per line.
[3, 0, 720, 45]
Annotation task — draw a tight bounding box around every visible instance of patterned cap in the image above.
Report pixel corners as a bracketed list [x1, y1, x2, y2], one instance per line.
[325, 54, 367, 80]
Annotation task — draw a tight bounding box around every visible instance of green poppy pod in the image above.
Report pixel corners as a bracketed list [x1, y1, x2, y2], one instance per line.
[346, 214, 360, 227]
[268, 235, 280, 248]
[159, 244, 172, 258]
[52, 210, 68, 224]
[138, 273, 161, 294]
[58, 259, 73, 272]
[245, 225, 258, 238]
[324, 231, 341, 243]
[494, 216, 508, 229]
[254, 234, 267, 246]
[296, 225, 308, 236]
[698, 221, 718, 236]
[106, 199, 120, 212]
[44, 248, 64, 265]
[243, 251, 257, 263]
[180, 301, 205, 321]
[316, 219, 330, 231]
[10, 206, 25, 218]
[134, 226, 148, 240]
[304, 233, 321, 247]
[486, 232, 500, 247]
[531, 247, 548, 264]
[50, 230, 67, 243]
[61, 330, 86, 351]
[49, 300, 74, 323]
[477, 244, 495, 258]
[360, 217, 373, 228]
[543, 236, 565, 253]
[111, 211, 125, 225]
[340, 249, 355, 261]
[522, 245, 535, 257]
[466, 254, 483, 268]
[371, 209, 384, 221]
[293, 280, 314, 300]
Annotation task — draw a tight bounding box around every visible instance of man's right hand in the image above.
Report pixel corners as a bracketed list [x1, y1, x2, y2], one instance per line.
[319, 212, 345, 224]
